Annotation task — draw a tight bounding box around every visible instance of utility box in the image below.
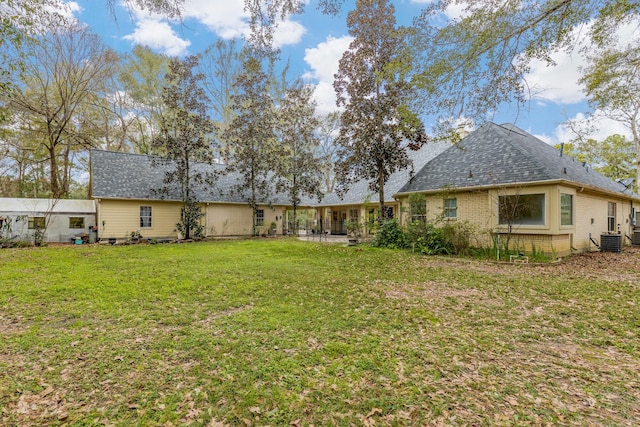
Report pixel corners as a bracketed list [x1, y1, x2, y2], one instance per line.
[600, 234, 622, 253]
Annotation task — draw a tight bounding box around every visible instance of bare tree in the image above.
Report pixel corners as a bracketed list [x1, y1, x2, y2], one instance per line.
[199, 39, 244, 163]
[8, 22, 114, 198]
[316, 111, 341, 193]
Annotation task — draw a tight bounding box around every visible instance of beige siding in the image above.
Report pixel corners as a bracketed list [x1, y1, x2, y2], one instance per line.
[204, 204, 287, 236]
[574, 191, 633, 253]
[98, 200, 182, 239]
[398, 184, 637, 257]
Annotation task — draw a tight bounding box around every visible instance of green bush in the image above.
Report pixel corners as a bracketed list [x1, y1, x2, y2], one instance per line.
[371, 220, 407, 249]
[405, 221, 453, 255]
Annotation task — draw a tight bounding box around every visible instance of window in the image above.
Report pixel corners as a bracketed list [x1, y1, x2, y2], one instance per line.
[69, 217, 85, 229]
[608, 202, 616, 232]
[499, 194, 545, 226]
[28, 217, 45, 229]
[409, 194, 427, 223]
[560, 194, 573, 226]
[140, 206, 152, 228]
[382, 206, 394, 220]
[349, 209, 359, 221]
[444, 198, 457, 219]
[255, 209, 264, 226]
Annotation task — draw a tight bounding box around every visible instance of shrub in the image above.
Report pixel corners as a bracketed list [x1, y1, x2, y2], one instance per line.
[405, 221, 453, 255]
[441, 221, 474, 255]
[371, 220, 407, 249]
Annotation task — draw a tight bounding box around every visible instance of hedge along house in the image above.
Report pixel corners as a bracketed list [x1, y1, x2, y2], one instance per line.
[90, 150, 310, 240]
[0, 198, 96, 243]
[395, 123, 640, 257]
[315, 141, 451, 235]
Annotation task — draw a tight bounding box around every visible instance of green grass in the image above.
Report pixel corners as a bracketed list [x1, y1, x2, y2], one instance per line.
[1, 239, 639, 426]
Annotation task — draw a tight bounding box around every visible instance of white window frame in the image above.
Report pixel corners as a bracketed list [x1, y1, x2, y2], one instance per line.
[498, 193, 546, 226]
[607, 202, 616, 232]
[255, 209, 265, 226]
[140, 206, 152, 228]
[444, 198, 457, 219]
[560, 193, 573, 226]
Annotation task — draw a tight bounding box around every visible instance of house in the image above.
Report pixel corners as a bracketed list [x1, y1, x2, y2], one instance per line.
[0, 198, 96, 243]
[315, 141, 450, 234]
[90, 150, 313, 240]
[394, 123, 640, 256]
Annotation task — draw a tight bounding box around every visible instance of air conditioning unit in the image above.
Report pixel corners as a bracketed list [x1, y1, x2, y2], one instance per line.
[632, 230, 640, 246]
[601, 234, 622, 253]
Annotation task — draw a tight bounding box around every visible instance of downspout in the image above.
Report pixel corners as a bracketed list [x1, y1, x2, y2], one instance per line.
[96, 199, 101, 241]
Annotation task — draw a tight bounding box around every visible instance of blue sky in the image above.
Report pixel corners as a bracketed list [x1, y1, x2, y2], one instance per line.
[64, 0, 633, 145]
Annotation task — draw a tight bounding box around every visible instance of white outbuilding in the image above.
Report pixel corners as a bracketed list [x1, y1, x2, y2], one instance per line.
[0, 198, 96, 244]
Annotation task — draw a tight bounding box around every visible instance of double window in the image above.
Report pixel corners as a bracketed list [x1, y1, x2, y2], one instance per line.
[499, 194, 545, 226]
[140, 206, 152, 228]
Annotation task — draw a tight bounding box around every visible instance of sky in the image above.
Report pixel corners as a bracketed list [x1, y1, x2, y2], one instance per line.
[62, 0, 636, 146]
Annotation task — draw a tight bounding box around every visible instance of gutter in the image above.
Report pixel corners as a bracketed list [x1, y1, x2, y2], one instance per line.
[394, 179, 640, 201]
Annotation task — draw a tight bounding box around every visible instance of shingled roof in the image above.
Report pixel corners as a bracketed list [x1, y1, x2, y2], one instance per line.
[318, 141, 451, 206]
[90, 150, 314, 206]
[397, 123, 638, 198]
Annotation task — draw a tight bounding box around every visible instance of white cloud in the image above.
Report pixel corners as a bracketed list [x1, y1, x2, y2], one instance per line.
[524, 19, 640, 106]
[121, 0, 305, 55]
[524, 42, 588, 105]
[410, 0, 470, 20]
[56, 1, 81, 19]
[303, 35, 353, 115]
[273, 19, 306, 47]
[180, 0, 249, 40]
[123, 18, 191, 56]
[555, 111, 632, 143]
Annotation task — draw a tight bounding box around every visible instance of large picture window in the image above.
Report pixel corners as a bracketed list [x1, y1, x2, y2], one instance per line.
[499, 194, 545, 226]
[560, 193, 573, 226]
[140, 206, 152, 228]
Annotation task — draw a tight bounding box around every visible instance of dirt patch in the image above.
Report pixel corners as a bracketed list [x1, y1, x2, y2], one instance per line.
[196, 305, 253, 328]
[414, 245, 640, 282]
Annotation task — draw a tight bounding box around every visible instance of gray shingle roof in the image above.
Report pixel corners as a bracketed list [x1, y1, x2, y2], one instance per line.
[397, 123, 639, 198]
[318, 141, 451, 206]
[90, 150, 313, 205]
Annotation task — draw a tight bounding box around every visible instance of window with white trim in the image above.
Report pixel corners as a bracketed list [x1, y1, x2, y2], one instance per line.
[255, 209, 264, 226]
[499, 194, 545, 226]
[140, 206, 152, 228]
[607, 202, 616, 232]
[560, 194, 573, 226]
[444, 198, 457, 219]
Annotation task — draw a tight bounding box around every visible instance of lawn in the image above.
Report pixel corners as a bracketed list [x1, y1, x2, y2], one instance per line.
[1, 239, 639, 426]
